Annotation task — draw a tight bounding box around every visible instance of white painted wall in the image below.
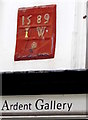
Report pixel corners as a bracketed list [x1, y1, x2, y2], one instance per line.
[0, 0, 87, 72]
[71, 0, 87, 69]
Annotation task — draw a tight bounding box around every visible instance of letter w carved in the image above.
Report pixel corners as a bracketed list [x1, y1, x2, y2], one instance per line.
[37, 27, 46, 38]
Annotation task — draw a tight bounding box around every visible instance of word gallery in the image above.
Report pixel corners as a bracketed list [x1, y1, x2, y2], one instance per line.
[14, 5, 56, 61]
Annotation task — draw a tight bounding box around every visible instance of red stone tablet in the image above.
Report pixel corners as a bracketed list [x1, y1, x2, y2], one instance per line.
[14, 4, 56, 61]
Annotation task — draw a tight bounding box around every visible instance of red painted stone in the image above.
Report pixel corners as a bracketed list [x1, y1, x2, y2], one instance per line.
[14, 4, 56, 61]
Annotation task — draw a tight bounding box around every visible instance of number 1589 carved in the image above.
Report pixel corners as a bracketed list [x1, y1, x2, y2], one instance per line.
[14, 5, 56, 61]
